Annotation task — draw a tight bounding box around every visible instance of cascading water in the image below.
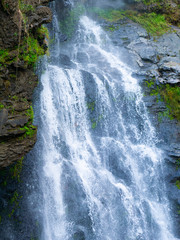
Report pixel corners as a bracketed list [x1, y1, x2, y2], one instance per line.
[35, 1, 179, 240]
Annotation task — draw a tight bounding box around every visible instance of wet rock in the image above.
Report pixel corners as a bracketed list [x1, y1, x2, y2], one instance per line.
[28, 6, 52, 29]
[0, 0, 52, 167]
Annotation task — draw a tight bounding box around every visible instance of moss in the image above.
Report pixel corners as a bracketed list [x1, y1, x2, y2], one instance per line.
[91, 8, 126, 22]
[0, 49, 12, 66]
[10, 157, 24, 183]
[0, 103, 5, 110]
[176, 180, 180, 190]
[8, 191, 23, 218]
[36, 26, 49, 40]
[127, 11, 170, 36]
[19, 106, 36, 138]
[19, 0, 35, 13]
[20, 36, 45, 66]
[145, 80, 180, 121]
[91, 7, 170, 36]
[160, 84, 180, 121]
[87, 101, 96, 112]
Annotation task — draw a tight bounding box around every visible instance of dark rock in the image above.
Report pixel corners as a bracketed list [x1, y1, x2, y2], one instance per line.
[0, 0, 52, 167]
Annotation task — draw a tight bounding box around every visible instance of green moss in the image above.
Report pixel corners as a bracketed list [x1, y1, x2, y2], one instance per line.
[91, 7, 169, 36]
[127, 11, 170, 36]
[19, 0, 35, 13]
[105, 24, 119, 32]
[91, 8, 126, 22]
[0, 49, 11, 66]
[87, 101, 96, 112]
[8, 191, 22, 218]
[20, 36, 45, 66]
[19, 105, 36, 138]
[10, 157, 24, 183]
[37, 25, 49, 40]
[145, 80, 180, 121]
[0, 103, 5, 110]
[176, 180, 180, 190]
[160, 84, 180, 121]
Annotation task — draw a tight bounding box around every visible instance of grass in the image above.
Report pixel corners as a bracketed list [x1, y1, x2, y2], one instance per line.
[127, 11, 170, 36]
[91, 7, 170, 36]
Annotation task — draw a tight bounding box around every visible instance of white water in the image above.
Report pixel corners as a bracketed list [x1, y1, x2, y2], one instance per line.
[38, 12, 178, 240]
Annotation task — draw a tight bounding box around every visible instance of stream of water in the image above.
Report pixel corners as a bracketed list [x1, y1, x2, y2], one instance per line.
[35, 1, 178, 239]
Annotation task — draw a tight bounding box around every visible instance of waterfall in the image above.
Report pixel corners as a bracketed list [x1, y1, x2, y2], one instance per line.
[35, 2, 178, 240]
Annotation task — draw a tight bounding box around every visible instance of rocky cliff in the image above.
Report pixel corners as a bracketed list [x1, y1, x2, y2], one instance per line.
[0, 0, 52, 167]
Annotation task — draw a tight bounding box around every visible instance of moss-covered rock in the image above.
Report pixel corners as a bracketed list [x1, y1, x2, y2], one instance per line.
[0, 0, 52, 167]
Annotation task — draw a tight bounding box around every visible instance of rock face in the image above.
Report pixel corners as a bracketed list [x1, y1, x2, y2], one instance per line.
[0, 0, 52, 167]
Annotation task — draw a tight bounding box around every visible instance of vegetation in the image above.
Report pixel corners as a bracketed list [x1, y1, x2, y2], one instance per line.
[19, 0, 35, 13]
[10, 157, 24, 183]
[145, 80, 180, 121]
[0, 103, 5, 110]
[8, 191, 22, 218]
[20, 105, 36, 138]
[36, 26, 49, 40]
[176, 180, 180, 190]
[20, 36, 45, 66]
[92, 7, 170, 36]
[127, 11, 170, 36]
[91, 8, 126, 22]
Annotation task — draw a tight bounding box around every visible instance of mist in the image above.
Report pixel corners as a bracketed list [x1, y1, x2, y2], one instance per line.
[87, 0, 126, 9]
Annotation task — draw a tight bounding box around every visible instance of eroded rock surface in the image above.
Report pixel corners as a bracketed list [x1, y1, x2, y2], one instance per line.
[0, 0, 52, 167]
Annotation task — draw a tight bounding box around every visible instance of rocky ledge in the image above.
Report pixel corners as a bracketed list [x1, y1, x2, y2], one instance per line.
[0, 0, 52, 167]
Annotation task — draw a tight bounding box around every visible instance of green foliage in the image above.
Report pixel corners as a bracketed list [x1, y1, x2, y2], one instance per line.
[145, 80, 155, 88]
[0, 49, 11, 66]
[20, 125, 36, 137]
[176, 180, 180, 190]
[87, 101, 96, 112]
[59, 4, 85, 38]
[90, 7, 169, 36]
[105, 24, 119, 32]
[19, 0, 35, 13]
[20, 36, 45, 66]
[135, 0, 163, 4]
[127, 11, 170, 36]
[91, 8, 126, 22]
[37, 26, 49, 40]
[10, 157, 24, 183]
[26, 105, 34, 122]
[20, 105, 36, 138]
[160, 84, 180, 121]
[8, 191, 22, 218]
[145, 80, 180, 121]
[91, 114, 103, 129]
[0, 103, 5, 110]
